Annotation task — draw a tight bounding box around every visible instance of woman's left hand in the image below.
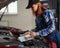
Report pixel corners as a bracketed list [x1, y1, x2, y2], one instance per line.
[31, 32, 37, 37]
[24, 32, 37, 37]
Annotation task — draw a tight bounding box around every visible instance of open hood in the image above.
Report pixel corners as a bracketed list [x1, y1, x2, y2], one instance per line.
[0, 0, 17, 9]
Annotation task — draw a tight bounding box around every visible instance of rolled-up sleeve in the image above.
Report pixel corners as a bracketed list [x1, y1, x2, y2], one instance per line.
[37, 10, 55, 36]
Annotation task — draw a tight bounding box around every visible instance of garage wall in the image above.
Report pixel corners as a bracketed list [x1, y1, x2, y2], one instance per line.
[1, 0, 35, 30]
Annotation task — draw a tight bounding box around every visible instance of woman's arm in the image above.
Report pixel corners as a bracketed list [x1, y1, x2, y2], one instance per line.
[37, 10, 55, 36]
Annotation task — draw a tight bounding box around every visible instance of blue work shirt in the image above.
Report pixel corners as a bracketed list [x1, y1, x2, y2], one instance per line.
[35, 9, 60, 48]
[35, 9, 55, 36]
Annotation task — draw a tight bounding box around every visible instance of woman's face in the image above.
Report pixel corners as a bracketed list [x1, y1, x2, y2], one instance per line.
[32, 3, 38, 12]
[32, 3, 43, 15]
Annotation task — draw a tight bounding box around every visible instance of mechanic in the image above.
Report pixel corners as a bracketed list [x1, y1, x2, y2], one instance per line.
[25, 0, 60, 48]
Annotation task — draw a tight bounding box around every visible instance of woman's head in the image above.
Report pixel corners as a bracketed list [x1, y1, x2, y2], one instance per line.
[26, 0, 48, 16]
[26, 0, 40, 9]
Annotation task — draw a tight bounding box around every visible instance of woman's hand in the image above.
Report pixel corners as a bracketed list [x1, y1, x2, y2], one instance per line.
[31, 32, 37, 37]
[24, 32, 31, 35]
[25, 32, 37, 37]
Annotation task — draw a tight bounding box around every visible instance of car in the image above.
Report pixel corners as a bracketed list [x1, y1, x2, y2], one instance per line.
[0, 26, 22, 37]
[0, 30, 24, 48]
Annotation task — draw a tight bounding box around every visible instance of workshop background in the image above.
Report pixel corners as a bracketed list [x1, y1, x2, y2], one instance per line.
[0, 0, 60, 31]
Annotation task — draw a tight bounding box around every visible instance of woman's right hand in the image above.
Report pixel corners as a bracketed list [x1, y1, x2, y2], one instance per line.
[24, 32, 31, 35]
[25, 31, 37, 37]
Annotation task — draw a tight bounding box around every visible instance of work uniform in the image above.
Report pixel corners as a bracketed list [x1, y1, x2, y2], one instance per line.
[34, 9, 60, 48]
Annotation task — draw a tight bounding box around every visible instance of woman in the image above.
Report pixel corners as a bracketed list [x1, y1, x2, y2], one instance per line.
[25, 0, 60, 48]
